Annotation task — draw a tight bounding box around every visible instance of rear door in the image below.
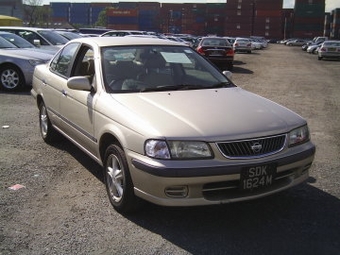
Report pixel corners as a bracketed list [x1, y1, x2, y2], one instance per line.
[42, 42, 80, 128]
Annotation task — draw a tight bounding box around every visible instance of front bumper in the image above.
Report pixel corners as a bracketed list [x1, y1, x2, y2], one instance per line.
[127, 142, 315, 206]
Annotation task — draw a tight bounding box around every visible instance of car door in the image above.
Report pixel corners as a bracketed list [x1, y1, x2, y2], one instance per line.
[42, 42, 80, 129]
[59, 45, 98, 156]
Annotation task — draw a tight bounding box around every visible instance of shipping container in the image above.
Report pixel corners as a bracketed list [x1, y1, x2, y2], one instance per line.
[256, 10, 282, 17]
[108, 16, 138, 25]
[117, 2, 138, 9]
[295, 0, 325, 4]
[294, 3, 325, 16]
[138, 2, 160, 11]
[50, 3, 69, 18]
[106, 24, 139, 30]
[107, 9, 138, 17]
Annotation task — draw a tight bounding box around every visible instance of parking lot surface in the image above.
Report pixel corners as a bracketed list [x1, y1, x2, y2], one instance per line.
[1, 44, 340, 255]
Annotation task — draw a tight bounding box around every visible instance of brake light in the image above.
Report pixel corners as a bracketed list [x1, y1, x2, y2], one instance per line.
[320, 47, 326, 52]
[226, 48, 234, 56]
[196, 47, 205, 55]
[247, 43, 251, 47]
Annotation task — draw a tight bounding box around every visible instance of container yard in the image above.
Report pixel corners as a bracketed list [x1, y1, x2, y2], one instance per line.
[3, 0, 339, 40]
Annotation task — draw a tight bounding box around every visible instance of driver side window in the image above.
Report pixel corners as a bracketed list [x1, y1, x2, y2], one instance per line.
[50, 43, 79, 77]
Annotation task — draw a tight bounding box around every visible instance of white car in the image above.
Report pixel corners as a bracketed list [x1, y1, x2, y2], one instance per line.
[31, 37, 315, 213]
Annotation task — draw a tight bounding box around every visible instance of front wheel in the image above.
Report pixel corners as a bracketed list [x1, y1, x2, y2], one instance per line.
[0, 65, 24, 91]
[318, 56, 322, 60]
[104, 144, 141, 213]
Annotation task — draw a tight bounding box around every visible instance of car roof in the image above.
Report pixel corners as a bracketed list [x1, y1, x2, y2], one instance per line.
[0, 26, 54, 31]
[69, 36, 185, 47]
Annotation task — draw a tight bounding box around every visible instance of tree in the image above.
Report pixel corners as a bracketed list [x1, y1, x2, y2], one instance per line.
[95, 8, 109, 28]
[23, 0, 50, 27]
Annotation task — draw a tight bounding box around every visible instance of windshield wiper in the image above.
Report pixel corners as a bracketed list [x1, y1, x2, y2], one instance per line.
[210, 82, 233, 88]
[140, 84, 204, 92]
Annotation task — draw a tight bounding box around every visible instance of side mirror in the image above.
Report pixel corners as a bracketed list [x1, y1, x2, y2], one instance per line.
[223, 70, 232, 80]
[33, 39, 41, 47]
[67, 76, 92, 91]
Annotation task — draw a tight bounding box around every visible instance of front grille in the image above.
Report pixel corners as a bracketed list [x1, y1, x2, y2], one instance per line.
[217, 134, 286, 159]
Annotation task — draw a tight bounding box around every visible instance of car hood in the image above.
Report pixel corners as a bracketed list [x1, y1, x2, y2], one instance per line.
[0, 48, 53, 60]
[110, 87, 305, 141]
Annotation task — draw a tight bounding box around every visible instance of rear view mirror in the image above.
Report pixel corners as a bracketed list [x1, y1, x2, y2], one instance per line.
[223, 70, 232, 80]
[67, 76, 92, 91]
[33, 39, 41, 47]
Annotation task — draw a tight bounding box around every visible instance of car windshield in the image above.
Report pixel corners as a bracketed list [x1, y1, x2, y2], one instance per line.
[202, 38, 229, 46]
[37, 30, 69, 45]
[102, 45, 234, 93]
[0, 33, 35, 48]
[0, 36, 17, 48]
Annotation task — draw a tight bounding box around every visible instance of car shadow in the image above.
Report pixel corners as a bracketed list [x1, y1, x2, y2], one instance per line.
[0, 86, 32, 95]
[52, 139, 340, 255]
[232, 61, 254, 74]
[126, 183, 340, 255]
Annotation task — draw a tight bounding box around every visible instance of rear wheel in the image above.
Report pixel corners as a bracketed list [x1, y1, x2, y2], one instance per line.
[318, 56, 322, 60]
[0, 65, 24, 91]
[39, 102, 60, 143]
[104, 144, 141, 213]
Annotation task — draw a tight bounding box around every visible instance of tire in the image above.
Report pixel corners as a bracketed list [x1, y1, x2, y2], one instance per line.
[0, 65, 25, 91]
[104, 144, 141, 213]
[318, 56, 322, 60]
[39, 102, 60, 143]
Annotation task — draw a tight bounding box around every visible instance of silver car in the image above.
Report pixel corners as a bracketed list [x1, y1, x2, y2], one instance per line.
[233, 37, 252, 53]
[318, 40, 340, 60]
[0, 26, 68, 52]
[0, 37, 53, 91]
[31, 37, 315, 213]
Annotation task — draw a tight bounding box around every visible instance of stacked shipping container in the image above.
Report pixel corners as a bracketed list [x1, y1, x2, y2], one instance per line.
[293, 0, 325, 38]
[329, 8, 340, 39]
[45, 0, 332, 39]
[253, 0, 283, 39]
[225, 0, 254, 37]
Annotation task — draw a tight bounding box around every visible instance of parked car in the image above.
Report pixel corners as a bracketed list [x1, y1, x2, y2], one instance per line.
[286, 39, 307, 46]
[250, 38, 263, 50]
[0, 26, 68, 52]
[0, 36, 52, 91]
[306, 42, 322, 54]
[0, 31, 56, 55]
[233, 37, 252, 53]
[31, 37, 315, 213]
[54, 30, 84, 40]
[196, 36, 234, 70]
[100, 30, 146, 37]
[318, 40, 340, 60]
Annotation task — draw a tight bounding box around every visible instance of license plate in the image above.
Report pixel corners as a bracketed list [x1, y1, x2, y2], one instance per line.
[240, 164, 276, 191]
[211, 51, 222, 56]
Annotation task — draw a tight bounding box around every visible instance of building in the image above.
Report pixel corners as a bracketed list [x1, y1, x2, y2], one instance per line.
[0, 0, 23, 19]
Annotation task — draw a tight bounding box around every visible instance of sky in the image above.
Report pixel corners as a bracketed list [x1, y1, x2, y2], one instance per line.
[40, 0, 339, 12]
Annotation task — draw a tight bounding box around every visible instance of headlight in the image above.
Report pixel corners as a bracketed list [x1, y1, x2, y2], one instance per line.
[28, 59, 47, 66]
[288, 125, 310, 147]
[145, 140, 212, 159]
